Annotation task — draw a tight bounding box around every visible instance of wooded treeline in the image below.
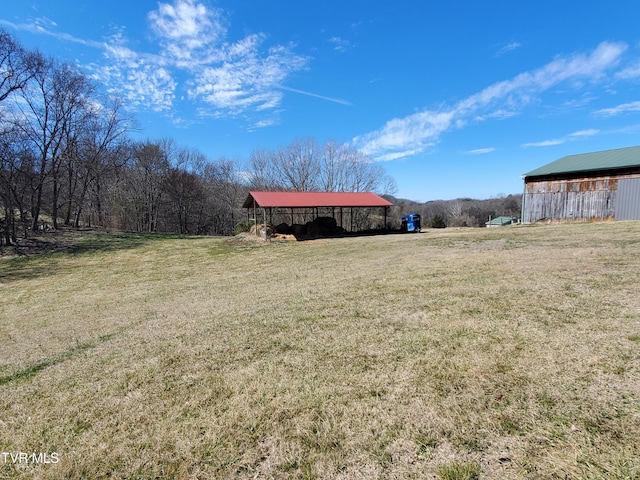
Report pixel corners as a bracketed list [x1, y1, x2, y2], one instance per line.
[0, 30, 396, 245]
[388, 194, 522, 228]
[0, 27, 247, 243]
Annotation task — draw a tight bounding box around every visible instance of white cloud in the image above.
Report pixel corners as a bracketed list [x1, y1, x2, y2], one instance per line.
[251, 118, 278, 130]
[569, 128, 599, 138]
[595, 100, 640, 117]
[148, 0, 226, 62]
[376, 149, 426, 162]
[468, 148, 496, 154]
[186, 33, 306, 113]
[103, 44, 142, 68]
[353, 110, 454, 160]
[355, 42, 627, 161]
[98, 61, 177, 112]
[0, 17, 104, 49]
[522, 139, 564, 147]
[616, 61, 640, 80]
[328, 36, 352, 52]
[456, 42, 626, 114]
[144, 1, 308, 116]
[5, 0, 308, 119]
[496, 41, 522, 56]
[522, 128, 600, 148]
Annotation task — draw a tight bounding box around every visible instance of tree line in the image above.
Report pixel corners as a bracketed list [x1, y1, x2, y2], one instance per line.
[0, 29, 396, 245]
[387, 194, 522, 228]
[0, 28, 246, 243]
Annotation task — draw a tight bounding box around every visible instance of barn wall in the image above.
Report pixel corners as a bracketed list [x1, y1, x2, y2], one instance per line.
[523, 173, 640, 223]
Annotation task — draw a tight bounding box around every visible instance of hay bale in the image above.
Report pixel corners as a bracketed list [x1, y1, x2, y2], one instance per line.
[272, 234, 297, 242]
[259, 225, 273, 239]
[249, 224, 274, 236]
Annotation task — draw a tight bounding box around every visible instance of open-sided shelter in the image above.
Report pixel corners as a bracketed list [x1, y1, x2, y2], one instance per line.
[243, 191, 393, 232]
[522, 146, 640, 223]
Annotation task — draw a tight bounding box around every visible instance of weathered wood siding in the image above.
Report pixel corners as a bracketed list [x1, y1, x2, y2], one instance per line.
[522, 174, 640, 223]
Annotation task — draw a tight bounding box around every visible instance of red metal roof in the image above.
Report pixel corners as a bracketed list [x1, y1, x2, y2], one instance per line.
[243, 191, 393, 208]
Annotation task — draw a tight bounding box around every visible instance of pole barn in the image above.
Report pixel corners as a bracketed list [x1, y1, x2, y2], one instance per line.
[522, 146, 640, 223]
[242, 191, 393, 237]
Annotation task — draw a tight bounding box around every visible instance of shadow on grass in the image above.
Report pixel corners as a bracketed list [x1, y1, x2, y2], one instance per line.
[294, 228, 418, 241]
[0, 229, 191, 283]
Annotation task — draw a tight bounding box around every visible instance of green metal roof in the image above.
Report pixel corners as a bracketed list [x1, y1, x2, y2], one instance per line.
[523, 146, 640, 178]
[486, 216, 518, 226]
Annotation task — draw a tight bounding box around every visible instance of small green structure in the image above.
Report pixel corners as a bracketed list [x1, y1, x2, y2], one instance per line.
[486, 216, 518, 227]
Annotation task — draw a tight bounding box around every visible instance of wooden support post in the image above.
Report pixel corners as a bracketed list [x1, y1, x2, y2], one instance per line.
[263, 207, 267, 240]
[350, 207, 353, 232]
[384, 206, 388, 231]
[253, 202, 257, 236]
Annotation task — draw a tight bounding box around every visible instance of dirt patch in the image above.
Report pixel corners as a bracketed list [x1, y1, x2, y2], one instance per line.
[228, 231, 297, 244]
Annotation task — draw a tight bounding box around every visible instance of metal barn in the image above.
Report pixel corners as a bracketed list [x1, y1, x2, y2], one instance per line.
[522, 146, 640, 223]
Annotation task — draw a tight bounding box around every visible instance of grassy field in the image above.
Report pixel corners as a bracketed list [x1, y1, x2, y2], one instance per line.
[1, 223, 639, 479]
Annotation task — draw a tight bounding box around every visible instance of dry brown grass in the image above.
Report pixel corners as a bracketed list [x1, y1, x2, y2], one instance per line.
[1, 223, 639, 479]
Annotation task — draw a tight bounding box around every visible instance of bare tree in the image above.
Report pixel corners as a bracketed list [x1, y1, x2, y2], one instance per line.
[205, 157, 247, 235]
[64, 97, 131, 227]
[10, 56, 96, 231]
[0, 129, 35, 244]
[164, 146, 208, 234]
[277, 137, 321, 191]
[49, 65, 97, 229]
[130, 141, 170, 232]
[164, 167, 204, 234]
[0, 29, 44, 104]
[319, 141, 350, 191]
[0, 29, 45, 241]
[248, 147, 281, 191]
[248, 137, 397, 196]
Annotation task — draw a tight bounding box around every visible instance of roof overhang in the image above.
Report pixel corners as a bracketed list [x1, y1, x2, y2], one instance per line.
[243, 191, 393, 209]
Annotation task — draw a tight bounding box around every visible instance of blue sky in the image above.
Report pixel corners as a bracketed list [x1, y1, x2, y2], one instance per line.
[2, 1, 640, 201]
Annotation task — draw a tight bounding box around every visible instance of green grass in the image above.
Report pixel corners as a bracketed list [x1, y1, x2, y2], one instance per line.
[1, 223, 640, 479]
[437, 461, 481, 480]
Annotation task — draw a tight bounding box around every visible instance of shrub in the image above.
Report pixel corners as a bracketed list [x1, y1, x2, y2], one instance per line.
[431, 215, 447, 228]
[234, 221, 252, 235]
